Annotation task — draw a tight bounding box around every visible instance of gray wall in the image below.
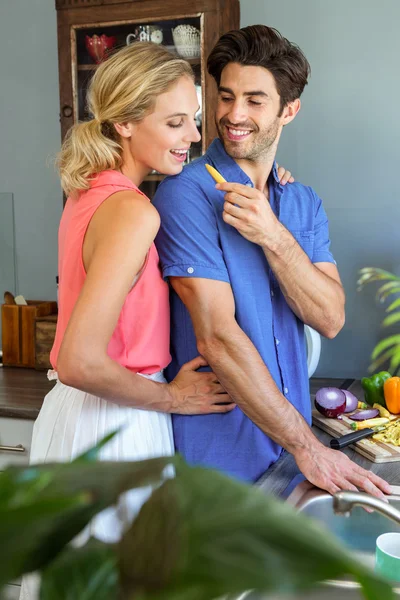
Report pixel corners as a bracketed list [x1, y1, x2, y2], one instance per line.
[241, 0, 400, 378]
[1, 1, 399, 377]
[0, 0, 61, 308]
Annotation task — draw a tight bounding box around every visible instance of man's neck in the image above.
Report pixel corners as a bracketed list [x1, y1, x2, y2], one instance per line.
[235, 155, 275, 195]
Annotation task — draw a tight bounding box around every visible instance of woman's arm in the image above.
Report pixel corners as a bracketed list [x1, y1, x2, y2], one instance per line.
[57, 191, 234, 415]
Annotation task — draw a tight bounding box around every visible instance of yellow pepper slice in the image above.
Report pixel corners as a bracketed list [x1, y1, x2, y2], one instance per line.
[373, 403, 392, 419]
[350, 417, 389, 431]
[205, 163, 226, 184]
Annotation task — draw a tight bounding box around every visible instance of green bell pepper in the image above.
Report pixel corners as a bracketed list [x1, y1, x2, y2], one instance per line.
[361, 371, 391, 407]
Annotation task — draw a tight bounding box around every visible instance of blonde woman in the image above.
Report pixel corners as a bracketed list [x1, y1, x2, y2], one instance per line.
[22, 41, 237, 563]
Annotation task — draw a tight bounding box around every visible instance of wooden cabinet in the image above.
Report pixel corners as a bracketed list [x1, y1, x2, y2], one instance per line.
[54, 0, 240, 197]
[2, 583, 21, 600]
[0, 417, 33, 470]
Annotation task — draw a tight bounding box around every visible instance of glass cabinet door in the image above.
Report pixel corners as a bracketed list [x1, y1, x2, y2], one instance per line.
[71, 15, 203, 197]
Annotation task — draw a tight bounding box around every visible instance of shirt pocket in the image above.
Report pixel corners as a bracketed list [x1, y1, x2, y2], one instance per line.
[291, 230, 314, 260]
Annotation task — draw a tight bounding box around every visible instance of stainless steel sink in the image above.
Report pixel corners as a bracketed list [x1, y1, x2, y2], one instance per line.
[286, 481, 400, 594]
[226, 483, 400, 600]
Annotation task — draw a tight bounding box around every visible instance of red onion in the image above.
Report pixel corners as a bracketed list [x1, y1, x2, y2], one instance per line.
[315, 387, 346, 418]
[343, 390, 359, 413]
[348, 409, 380, 421]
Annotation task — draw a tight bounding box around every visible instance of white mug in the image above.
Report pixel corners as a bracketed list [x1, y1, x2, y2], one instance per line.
[126, 33, 136, 45]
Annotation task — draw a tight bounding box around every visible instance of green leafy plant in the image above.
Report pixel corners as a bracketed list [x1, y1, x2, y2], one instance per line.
[0, 434, 394, 600]
[358, 268, 400, 374]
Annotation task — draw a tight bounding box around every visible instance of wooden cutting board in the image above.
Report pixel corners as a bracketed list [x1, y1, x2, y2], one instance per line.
[312, 410, 400, 463]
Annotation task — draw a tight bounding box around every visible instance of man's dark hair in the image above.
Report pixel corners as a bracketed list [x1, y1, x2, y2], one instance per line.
[207, 25, 311, 114]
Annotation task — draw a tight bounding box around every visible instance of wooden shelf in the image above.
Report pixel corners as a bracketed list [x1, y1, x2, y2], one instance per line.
[77, 64, 97, 71]
[77, 57, 199, 71]
[144, 174, 165, 182]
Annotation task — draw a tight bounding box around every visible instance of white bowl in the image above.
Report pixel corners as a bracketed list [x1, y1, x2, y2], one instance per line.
[172, 25, 200, 59]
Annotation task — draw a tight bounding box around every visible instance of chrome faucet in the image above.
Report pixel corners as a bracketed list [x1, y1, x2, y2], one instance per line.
[333, 491, 400, 525]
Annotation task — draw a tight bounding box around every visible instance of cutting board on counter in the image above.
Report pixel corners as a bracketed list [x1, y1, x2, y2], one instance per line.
[312, 410, 400, 463]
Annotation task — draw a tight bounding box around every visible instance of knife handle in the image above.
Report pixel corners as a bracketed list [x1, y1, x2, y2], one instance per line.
[330, 428, 375, 450]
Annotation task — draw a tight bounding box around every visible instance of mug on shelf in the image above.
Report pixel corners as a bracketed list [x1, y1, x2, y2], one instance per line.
[85, 34, 116, 63]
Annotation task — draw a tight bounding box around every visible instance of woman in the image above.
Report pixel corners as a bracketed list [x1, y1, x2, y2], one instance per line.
[27, 41, 238, 540]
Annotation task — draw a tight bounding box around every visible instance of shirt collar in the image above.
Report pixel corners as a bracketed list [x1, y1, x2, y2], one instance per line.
[206, 138, 282, 189]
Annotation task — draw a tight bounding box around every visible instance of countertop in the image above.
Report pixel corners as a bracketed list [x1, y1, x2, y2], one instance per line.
[0, 370, 399, 489]
[257, 377, 400, 494]
[0, 367, 54, 419]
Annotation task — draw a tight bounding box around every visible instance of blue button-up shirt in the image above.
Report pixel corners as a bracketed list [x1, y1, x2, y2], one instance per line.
[153, 138, 335, 482]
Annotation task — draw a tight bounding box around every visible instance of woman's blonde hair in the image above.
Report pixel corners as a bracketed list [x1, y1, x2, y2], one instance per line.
[58, 42, 194, 196]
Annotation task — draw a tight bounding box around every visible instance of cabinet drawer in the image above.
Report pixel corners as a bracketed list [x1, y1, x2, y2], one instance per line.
[2, 584, 20, 600]
[0, 417, 34, 469]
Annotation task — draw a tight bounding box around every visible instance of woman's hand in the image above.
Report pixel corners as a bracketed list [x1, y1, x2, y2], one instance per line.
[168, 356, 235, 415]
[276, 163, 294, 185]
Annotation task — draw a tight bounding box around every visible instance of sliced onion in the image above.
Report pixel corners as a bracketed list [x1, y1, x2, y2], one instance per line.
[315, 387, 346, 418]
[348, 409, 379, 421]
[343, 390, 359, 413]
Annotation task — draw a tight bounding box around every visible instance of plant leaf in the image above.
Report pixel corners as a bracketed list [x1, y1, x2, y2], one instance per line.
[382, 312, 400, 328]
[386, 298, 400, 313]
[72, 430, 120, 463]
[357, 268, 400, 289]
[371, 335, 400, 360]
[40, 539, 118, 600]
[376, 282, 400, 303]
[119, 465, 393, 600]
[389, 349, 400, 374]
[368, 347, 399, 373]
[0, 456, 176, 587]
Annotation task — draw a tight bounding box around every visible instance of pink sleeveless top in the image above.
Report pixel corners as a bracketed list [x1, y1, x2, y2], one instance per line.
[50, 170, 171, 375]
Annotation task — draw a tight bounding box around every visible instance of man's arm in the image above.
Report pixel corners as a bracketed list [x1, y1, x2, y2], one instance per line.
[262, 230, 345, 338]
[217, 181, 345, 338]
[171, 275, 391, 498]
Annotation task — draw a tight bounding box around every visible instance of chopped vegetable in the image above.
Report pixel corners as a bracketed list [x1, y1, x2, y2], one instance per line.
[205, 163, 226, 184]
[373, 418, 400, 445]
[348, 409, 380, 421]
[372, 403, 392, 419]
[315, 388, 346, 418]
[342, 390, 358, 413]
[350, 417, 389, 431]
[383, 377, 400, 415]
[361, 372, 391, 407]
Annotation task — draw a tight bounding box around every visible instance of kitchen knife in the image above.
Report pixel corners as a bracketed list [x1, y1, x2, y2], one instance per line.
[330, 428, 376, 450]
[330, 416, 400, 450]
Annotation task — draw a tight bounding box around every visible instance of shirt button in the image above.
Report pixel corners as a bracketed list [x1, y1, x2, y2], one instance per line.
[284, 387, 289, 395]
[275, 338, 280, 346]
[245, 182, 252, 187]
[271, 290, 274, 297]
[187, 267, 194, 274]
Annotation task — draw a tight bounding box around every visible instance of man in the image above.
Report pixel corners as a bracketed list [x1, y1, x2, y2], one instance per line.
[153, 25, 391, 498]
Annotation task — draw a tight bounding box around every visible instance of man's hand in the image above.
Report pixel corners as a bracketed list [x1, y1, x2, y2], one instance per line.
[294, 443, 392, 499]
[216, 181, 285, 248]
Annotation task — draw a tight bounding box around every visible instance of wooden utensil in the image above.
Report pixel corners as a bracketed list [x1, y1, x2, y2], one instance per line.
[3, 291, 15, 305]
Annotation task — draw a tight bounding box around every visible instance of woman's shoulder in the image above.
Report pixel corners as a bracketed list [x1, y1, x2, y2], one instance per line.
[93, 189, 160, 235]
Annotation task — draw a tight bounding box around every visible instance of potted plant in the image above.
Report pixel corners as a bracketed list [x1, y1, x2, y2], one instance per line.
[0, 434, 394, 600]
[358, 268, 400, 374]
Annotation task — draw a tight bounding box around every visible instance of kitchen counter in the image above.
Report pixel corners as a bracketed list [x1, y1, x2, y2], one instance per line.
[0, 367, 54, 419]
[257, 377, 400, 495]
[1, 371, 399, 489]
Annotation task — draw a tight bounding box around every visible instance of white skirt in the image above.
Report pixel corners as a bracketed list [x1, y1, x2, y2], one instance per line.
[19, 370, 174, 600]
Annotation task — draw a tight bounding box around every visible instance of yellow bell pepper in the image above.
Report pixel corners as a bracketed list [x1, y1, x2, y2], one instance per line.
[384, 377, 400, 414]
[205, 163, 226, 184]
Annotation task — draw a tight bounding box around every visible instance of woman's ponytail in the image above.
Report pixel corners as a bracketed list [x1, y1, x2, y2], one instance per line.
[57, 118, 122, 197]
